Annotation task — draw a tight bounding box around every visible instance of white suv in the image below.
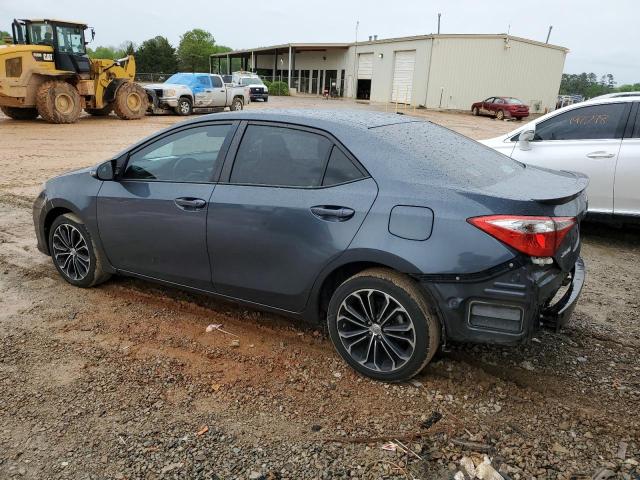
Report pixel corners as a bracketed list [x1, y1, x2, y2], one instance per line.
[481, 97, 640, 218]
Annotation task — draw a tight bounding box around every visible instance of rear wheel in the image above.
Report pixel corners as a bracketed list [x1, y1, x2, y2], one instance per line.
[48, 213, 111, 288]
[36, 80, 82, 124]
[85, 104, 113, 116]
[0, 106, 39, 120]
[327, 268, 440, 382]
[230, 97, 243, 111]
[472, 106, 479, 116]
[496, 109, 505, 120]
[113, 82, 148, 120]
[174, 97, 193, 116]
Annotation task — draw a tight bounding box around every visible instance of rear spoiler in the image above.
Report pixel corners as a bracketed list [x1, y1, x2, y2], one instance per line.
[532, 171, 589, 205]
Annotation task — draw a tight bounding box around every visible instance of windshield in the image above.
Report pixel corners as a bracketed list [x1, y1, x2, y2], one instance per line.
[505, 98, 523, 105]
[55, 25, 86, 54]
[26, 22, 53, 46]
[240, 77, 263, 86]
[165, 73, 199, 87]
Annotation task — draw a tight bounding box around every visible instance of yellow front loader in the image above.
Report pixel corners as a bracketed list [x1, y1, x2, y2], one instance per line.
[0, 19, 148, 123]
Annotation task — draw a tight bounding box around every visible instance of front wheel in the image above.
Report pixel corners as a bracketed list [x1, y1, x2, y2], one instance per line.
[229, 97, 243, 111]
[49, 213, 111, 288]
[175, 97, 193, 116]
[113, 82, 148, 120]
[327, 268, 440, 382]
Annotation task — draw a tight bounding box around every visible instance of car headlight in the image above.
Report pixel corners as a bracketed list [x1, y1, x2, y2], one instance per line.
[164, 89, 176, 97]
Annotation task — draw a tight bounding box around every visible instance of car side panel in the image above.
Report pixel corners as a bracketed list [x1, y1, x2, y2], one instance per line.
[36, 170, 116, 273]
[348, 188, 516, 276]
[614, 137, 640, 215]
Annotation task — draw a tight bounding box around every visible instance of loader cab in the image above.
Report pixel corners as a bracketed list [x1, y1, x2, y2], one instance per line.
[12, 19, 91, 75]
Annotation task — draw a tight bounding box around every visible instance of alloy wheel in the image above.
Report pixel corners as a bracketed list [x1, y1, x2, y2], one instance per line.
[336, 289, 416, 373]
[180, 101, 190, 114]
[52, 224, 90, 281]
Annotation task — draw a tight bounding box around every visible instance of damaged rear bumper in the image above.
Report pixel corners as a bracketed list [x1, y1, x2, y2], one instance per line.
[415, 257, 585, 344]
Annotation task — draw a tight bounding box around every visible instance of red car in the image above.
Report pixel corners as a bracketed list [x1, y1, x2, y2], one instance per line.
[471, 96, 529, 120]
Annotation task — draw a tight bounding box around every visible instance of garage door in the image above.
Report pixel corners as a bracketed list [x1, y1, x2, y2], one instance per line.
[391, 50, 416, 104]
[357, 53, 373, 79]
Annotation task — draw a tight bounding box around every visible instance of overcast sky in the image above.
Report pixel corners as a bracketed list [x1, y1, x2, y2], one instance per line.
[3, 0, 638, 84]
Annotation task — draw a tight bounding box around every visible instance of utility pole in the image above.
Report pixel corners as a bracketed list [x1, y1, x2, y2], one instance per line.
[545, 25, 553, 43]
[437, 13, 441, 34]
[353, 20, 359, 98]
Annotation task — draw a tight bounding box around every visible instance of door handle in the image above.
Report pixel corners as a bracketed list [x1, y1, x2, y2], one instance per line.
[310, 205, 355, 221]
[174, 197, 206, 210]
[586, 151, 615, 159]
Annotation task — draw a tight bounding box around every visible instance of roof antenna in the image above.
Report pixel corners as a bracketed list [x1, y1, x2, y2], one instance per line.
[545, 25, 553, 43]
[437, 13, 441, 34]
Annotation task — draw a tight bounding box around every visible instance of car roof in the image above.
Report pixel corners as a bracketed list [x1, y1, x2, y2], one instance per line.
[185, 109, 418, 131]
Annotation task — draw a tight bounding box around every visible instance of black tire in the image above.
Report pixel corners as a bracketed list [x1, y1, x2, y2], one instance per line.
[229, 97, 243, 111]
[175, 97, 193, 116]
[327, 268, 440, 382]
[36, 80, 82, 124]
[263, 96, 268, 102]
[85, 104, 113, 116]
[496, 109, 505, 121]
[472, 106, 479, 116]
[48, 213, 111, 288]
[113, 82, 148, 120]
[1, 106, 39, 120]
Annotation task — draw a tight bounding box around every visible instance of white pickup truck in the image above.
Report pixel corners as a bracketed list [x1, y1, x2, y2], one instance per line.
[144, 73, 249, 115]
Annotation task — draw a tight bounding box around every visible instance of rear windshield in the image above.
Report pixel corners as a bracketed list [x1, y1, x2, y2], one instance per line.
[240, 77, 263, 86]
[506, 98, 523, 104]
[373, 121, 524, 188]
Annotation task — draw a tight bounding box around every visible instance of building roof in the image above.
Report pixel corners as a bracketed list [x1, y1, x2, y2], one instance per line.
[210, 33, 568, 57]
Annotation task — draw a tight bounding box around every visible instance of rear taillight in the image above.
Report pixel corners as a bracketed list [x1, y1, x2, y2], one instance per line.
[468, 215, 576, 257]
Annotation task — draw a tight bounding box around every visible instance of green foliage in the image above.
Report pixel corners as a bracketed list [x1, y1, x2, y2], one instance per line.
[87, 42, 135, 60]
[135, 36, 178, 74]
[263, 79, 272, 91]
[616, 83, 640, 92]
[559, 72, 616, 98]
[269, 80, 289, 96]
[1, 30, 10, 44]
[177, 29, 219, 72]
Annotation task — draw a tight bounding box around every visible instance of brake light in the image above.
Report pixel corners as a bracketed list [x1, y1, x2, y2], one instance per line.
[468, 215, 576, 257]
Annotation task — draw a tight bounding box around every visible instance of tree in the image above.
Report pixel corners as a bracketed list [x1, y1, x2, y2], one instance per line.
[559, 72, 616, 99]
[1, 30, 12, 44]
[87, 46, 120, 59]
[135, 36, 178, 73]
[177, 29, 218, 72]
[87, 41, 135, 60]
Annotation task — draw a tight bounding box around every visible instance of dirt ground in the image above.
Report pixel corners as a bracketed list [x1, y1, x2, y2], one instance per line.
[0, 97, 638, 480]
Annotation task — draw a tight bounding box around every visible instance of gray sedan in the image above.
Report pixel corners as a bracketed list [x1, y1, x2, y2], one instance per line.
[33, 110, 587, 381]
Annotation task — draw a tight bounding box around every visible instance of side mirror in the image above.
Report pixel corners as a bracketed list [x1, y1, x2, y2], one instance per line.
[518, 129, 535, 151]
[91, 160, 115, 181]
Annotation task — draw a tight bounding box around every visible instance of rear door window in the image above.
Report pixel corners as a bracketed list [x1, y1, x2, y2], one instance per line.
[230, 125, 332, 187]
[322, 147, 364, 186]
[211, 76, 223, 88]
[534, 103, 628, 141]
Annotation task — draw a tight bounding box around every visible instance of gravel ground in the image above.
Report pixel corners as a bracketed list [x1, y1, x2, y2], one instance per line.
[0, 97, 638, 479]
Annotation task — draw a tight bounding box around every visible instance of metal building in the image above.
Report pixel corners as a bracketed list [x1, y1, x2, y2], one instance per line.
[210, 34, 568, 113]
